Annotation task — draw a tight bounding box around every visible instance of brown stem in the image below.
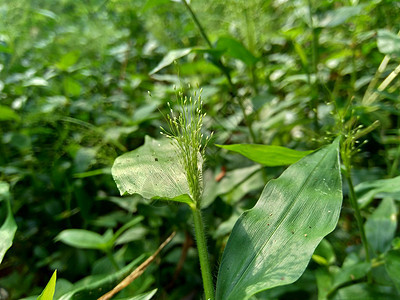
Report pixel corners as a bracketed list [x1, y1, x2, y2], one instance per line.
[97, 231, 176, 300]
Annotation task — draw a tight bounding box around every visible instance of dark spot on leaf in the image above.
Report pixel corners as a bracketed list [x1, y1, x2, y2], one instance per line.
[309, 226, 312, 228]
[270, 213, 273, 216]
[267, 223, 270, 226]
[155, 158, 158, 161]
[281, 277, 285, 280]
[291, 231, 294, 234]
[304, 234, 308, 237]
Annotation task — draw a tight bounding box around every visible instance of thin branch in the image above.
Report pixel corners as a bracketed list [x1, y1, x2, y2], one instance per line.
[97, 231, 176, 300]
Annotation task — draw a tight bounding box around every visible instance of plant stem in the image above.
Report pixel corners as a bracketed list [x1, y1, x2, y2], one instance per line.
[181, 0, 212, 48]
[343, 170, 371, 264]
[307, 0, 319, 131]
[191, 207, 215, 300]
[106, 251, 120, 271]
[181, 0, 257, 143]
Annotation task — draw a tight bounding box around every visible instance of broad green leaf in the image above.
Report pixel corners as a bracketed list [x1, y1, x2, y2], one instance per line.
[216, 138, 342, 300]
[365, 198, 397, 255]
[111, 136, 193, 206]
[216, 144, 313, 166]
[55, 229, 110, 251]
[58, 255, 145, 300]
[216, 37, 258, 66]
[377, 30, 400, 56]
[63, 77, 81, 97]
[56, 51, 80, 71]
[0, 182, 17, 264]
[0, 105, 20, 122]
[37, 270, 57, 300]
[355, 175, 400, 208]
[117, 289, 157, 300]
[318, 5, 366, 28]
[149, 48, 192, 75]
[385, 250, 400, 292]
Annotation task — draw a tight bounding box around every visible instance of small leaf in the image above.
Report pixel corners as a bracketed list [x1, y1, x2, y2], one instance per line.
[149, 48, 192, 75]
[37, 270, 57, 300]
[56, 229, 109, 251]
[56, 51, 80, 71]
[111, 136, 193, 205]
[216, 144, 313, 166]
[355, 175, 400, 208]
[318, 5, 366, 28]
[216, 138, 342, 300]
[117, 288, 157, 300]
[0, 182, 17, 264]
[365, 198, 397, 255]
[0, 105, 21, 122]
[216, 37, 258, 66]
[385, 250, 400, 292]
[377, 30, 400, 56]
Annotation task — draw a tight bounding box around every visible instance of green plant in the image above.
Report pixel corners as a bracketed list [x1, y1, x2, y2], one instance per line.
[111, 90, 343, 299]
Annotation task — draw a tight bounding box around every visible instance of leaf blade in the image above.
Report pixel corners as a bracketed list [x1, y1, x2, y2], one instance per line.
[111, 136, 193, 205]
[37, 270, 57, 300]
[216, 138, 342, 300]
[0, 182, 17, 264]
[216, 143, 313, 166]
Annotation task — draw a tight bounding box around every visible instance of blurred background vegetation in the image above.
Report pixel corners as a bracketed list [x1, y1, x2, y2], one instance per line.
[1, 0, 400, 299]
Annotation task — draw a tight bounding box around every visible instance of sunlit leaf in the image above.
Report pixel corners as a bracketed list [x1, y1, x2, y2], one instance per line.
[0, 182, 17, 264]
[37, 270, 57, 300]
[318, 5, 366, 28]
[216, 138, 342, 300]
[377, 30, 400, 56]
[112, 136, 194, 205]
[149, 48, 192, 75]
[117, 288, 157, 300]
[0, 105, 20, 122]
[55, 229, 110, 251]
[216, 144, 313, 166]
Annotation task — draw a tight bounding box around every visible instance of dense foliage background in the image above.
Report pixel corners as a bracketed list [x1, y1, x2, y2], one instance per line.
[1, 0, 400, 299]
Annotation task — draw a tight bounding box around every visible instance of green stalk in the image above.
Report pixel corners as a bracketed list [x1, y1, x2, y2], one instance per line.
[181, 0, 212, 48]
[307, 0, 319, 131]
[106, 251, 120, 271]
[191, 206, 215, 300]
[181, 0, 257, 143]
[343, 169, 371, 264]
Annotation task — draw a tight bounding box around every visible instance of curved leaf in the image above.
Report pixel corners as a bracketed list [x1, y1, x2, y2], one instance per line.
[355, 175, 400, 208]
[216, 37, 258, 66]
[377, 30, 400, 56]
[0, 182, 17, 264]
[55, 229, 109, 251]
[216, 144, 313, 166]
[149, 48, 192, 75]
[117, 289, 157, 300]
[37, 270, 57, 300]
[216, 138, 342, 300]
[111, 136, 193, 205]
